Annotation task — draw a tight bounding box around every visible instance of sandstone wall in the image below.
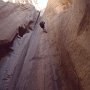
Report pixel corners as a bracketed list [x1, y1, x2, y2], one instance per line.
[44, 0, 90, 90]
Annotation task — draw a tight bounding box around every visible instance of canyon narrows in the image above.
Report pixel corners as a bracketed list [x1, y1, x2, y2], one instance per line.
[0, 0, 90, 90]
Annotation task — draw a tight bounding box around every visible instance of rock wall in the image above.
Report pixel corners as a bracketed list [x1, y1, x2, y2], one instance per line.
[0, 1, 38, 44]
[44, 0, 90, 90]
[59, 0, 90, 90]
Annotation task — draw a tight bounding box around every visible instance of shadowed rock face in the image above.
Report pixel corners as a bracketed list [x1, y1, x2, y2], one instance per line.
[43, 0, 90, 90]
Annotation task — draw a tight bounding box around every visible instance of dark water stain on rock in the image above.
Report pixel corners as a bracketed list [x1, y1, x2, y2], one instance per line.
[77, 4, 90, 36]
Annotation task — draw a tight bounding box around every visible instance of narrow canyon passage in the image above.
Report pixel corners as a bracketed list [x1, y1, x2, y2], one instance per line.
[0, 17, 62, 90]
[15, 20, 61, 90]
[0, 0, 63, 90]
[0, 0, 90, 90]
[0, 15, 79, 90]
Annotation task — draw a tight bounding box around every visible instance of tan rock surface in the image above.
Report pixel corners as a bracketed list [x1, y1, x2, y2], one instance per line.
[44, 0, 90, 90]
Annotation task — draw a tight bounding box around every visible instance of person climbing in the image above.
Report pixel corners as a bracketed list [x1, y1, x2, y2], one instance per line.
[39, 21, 47, 33]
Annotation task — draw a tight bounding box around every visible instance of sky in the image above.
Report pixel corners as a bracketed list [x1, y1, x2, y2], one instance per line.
[31, 0, 48, 11]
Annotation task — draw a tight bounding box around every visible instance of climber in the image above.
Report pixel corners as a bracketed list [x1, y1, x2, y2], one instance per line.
[39, 21, 47, 33]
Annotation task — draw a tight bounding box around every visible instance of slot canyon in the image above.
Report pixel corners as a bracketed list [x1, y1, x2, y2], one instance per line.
[0, 0, 90, 90]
